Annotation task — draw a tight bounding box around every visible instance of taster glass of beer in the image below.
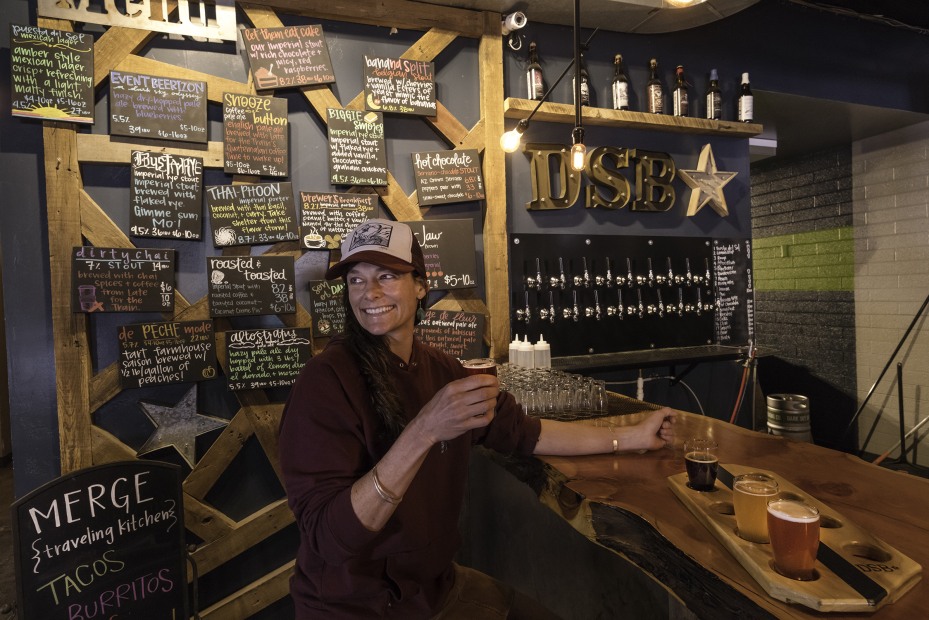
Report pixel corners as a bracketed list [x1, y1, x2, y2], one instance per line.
[733, 473, 779, 543]
[766, 498, 820, 580]
[461, 358, 497, 376]
[684, 438, 718, 491]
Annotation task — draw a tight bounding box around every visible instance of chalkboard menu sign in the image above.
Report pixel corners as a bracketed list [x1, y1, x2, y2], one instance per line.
[308, 280, 346, 337]
[72, 247, 175, 313]
[299, 191, 377, 249]
[130, 151, 203, 240]
[403, 219, 478, 291]
[713, 239, 754, 346]
[363, 55, 436, 116]
[242, 24, 336, 90]
[109, 70, 208, 143]
[327, 108, 387, 186]
[206, 182, 298, 247]
[12, 461, 187, 620]
[10, 24, 94, 124]
[412, 149, 485, 206]
[119, 320, 217, 388]
[415, 310, 485, 360]
[225, 327, 311, 391]
[223, 93, 289, 177]
[207, 255, 295, 317]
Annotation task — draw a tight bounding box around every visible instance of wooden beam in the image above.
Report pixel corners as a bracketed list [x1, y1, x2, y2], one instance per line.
[77, 133, 224, 167]
[183, 410, 254, 499]
[198, 560, 295, 619]
[184, 492, 237, 543]
[90, 425, 138, 463]
[91, 6, 170, 88]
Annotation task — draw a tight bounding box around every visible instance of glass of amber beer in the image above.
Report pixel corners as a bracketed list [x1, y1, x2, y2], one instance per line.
[461, 358, 497, 376]
[733, 473, 779, 543]
[766, 498, 820, 580]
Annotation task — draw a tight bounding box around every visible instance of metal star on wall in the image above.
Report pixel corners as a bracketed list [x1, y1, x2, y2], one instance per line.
[678, 143, 738, 217]
[136, 385, 229, 468]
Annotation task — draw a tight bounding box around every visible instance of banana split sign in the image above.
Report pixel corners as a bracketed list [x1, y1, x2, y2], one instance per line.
[38, 0, 237, 42]
[523, 142, 737, 216]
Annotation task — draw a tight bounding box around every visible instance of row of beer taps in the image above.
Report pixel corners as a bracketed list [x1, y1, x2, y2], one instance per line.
[524, 256, 711, 292]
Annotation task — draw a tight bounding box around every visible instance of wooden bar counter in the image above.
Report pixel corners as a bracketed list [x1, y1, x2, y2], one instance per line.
[464, 407, 928, 619]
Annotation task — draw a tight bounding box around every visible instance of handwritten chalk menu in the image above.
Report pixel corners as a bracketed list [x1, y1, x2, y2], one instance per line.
[299, 192, 377, 250]
[206, 182, 298, 247]
[327, 108, 387, 186]
[109, 70, 208, 143]
[713, 239, 754, 346]
[130, 151, 203, 240]
[12, 461, 187, 620]
[412, 149, 485, 206]
[207, 256, 295, 317]
[119, 320, 217, 388]
[225, 327, 311, 391]
[223, 93, 289, 177]
[242, 24, 335, 90]
[72, 247, 175, 313]
[10, 24, 94, 123]
[415, 310, 485, 360]
[363, 55, 436, 116]
[403, 219, 477, 291]
[308, 280, 346, 337]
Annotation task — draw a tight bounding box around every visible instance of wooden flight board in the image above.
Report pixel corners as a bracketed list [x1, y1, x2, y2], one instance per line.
[668, 464, 922, 613]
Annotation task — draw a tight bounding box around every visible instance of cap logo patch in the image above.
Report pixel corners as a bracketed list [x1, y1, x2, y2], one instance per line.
[349, 222, 392, 252]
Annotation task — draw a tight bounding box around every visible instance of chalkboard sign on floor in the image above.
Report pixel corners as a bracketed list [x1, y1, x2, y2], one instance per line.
[207, 255, 295, 317]
[412, 149, 484, 206]
[72, 247, 175, 313]
[130, 151, 203, 240]
[363, 55, 436, 116]
[109, 70, 208, 143]
[243, 24, 336, 90]
[415, 310, 485, 360]
[299, 191, 377, 249]
[119, 319, 217, 388]
[10, 24, 94, 124]
[308, 280, 346, 337]
[207, 182, 298, 247]
[327, 108, 387, 186]
[12, 461, 187, 620]
[223, 93, 289, 177]
[225, 327, 311, 391]
[403, 219, 478, 291]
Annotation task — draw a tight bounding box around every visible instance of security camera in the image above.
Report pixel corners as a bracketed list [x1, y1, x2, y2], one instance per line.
[501, 12, 527, 35]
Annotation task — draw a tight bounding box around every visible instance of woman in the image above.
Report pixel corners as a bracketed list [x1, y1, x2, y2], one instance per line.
[279, 219, 674, 619]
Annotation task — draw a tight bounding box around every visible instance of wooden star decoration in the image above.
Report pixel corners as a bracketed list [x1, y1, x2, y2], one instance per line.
[136, 385, 229, 468]
[678, 143, 738, 217]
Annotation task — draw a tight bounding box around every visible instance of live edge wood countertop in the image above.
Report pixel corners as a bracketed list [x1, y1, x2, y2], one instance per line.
[493, 409, 929, 619]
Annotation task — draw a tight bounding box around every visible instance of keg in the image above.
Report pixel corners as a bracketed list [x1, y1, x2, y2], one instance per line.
[766, 394, 812, 442]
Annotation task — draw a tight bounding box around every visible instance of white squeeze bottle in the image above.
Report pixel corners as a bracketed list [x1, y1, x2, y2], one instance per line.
[509, 335, 521, 366]
[519, 335, 535, 369]
[534, 335, 551, 369]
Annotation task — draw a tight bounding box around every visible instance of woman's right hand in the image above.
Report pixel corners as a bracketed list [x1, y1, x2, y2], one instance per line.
[410, 374, 499, 446]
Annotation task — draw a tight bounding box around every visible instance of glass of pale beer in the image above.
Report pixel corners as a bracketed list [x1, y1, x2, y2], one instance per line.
[766, 498, 820, 580]
[733, 473, 779, 543]
[684, 438, 718, 491]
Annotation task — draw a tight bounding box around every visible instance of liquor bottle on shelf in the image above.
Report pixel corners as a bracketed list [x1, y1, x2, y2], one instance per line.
[573, 51, 590, 106]
[611, 54, 630, 110]
[672, 65, 688, 117]
[705, 68, 721, 120]
[646, 58, 664, 114]
[526, 41, 545, 101]
[738, 71, 754, 122]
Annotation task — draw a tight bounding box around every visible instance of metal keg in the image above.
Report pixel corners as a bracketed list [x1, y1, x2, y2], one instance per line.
[766, 394, 812, 442]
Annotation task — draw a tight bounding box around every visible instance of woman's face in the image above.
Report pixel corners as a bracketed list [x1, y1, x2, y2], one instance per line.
[346, 262, 426, 347]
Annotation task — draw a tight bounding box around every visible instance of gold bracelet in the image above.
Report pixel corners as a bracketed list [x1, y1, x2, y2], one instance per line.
[371, 466, 402, 505]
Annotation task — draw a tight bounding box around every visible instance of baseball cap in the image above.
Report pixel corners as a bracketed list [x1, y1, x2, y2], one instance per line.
[325, 219, 427, 280]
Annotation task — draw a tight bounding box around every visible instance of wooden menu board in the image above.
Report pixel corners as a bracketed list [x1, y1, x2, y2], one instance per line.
[299, 191, 377, 249]
[403, 219, 478, 291]
[363, 55, 436, 116]
[109, 70, 208, 143]
[713, 239, 754, 346]
[242, 24, 336, 90]
[118, 320, 217, 388]
[327, 108, 387, 186]
[414, 310, 484, 360]
[72, 247, 175, 313]
[12, 461, 188, 620]
[223, 92, 289, 177]
[207, 255, 295, 317]
[129, 150, 203, 240]
[9, 24, 94, 124]
[225, 327, 311, 391]
[206, 182, 298, 247]
[412, 149, 485, 206]
[308, 280, 346, 338]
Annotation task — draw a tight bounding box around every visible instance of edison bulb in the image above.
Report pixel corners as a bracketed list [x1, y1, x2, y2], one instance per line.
[500, 128, 523, 153]
[570, 142, 587, 171]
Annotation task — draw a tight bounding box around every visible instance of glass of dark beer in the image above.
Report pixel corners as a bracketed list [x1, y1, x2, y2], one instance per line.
[684, 438, 718, 491]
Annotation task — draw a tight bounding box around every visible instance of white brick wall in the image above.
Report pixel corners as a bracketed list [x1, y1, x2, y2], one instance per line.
[853, 122, 929, 466]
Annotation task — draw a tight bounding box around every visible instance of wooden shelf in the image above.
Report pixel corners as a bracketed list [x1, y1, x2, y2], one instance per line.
[504, 97, 763, 138]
